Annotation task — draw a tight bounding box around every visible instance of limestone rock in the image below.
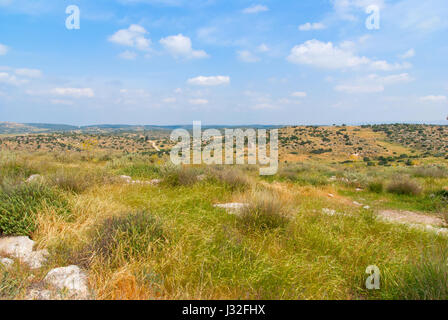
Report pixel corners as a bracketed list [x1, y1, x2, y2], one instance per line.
[44, 265, 90, 299]
[0, 236, 48, 269]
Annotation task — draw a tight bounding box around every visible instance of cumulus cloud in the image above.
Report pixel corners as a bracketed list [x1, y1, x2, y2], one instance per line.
[237, 50, 260, 63]
[160, 34, 208, 59]
[108, 24, 151, 51]
[187, 76, 230, 86]
[420, 95, 447, 102]
[0, 72, 28, 85]
[242, 5, 269, 14]
[287, 40, 411, 71]
[14, 68, 42, 78]
[189, 98, 209, 105]
[0, 44, 9, 55]
[298, 22, 326, 31]
[51, 88, 95, 98]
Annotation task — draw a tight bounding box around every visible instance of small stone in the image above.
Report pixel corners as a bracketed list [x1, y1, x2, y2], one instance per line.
[322, 208, 337, 216]
[26, 289, 53, 301]
[119, 175, 132, 183]
[26, 174, 43, 183]
[214, 203, 249, 214]
[356, 188, 363, 192]
[44, 265, 90, 299]
[363, 205, 371, 210]
[353, 201, 363, 206]
[149, 179, 162, 186]
[328, 193, 335, 198]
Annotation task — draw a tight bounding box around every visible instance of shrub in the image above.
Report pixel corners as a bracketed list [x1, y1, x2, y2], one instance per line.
[386, 177, 422, 196]
[238, 191, 289, 231]
[413, 166, 448, 179]
[0, 183, 70, 236]
[368, 181, 384, 194]
[78, 212, 166, 267]
[161, 165, 200, 187]
[48, 169, 114, 193]
[209, 167, 250, 190]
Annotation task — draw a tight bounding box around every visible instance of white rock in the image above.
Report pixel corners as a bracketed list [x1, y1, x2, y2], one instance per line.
[322, 208, 337, 216]
[353, 201, 363, 206]
[0, 257, 14, 268]
[26, 174, 43, 183]
[149, 179, 162, 185]
[119, 175, 132, 183]
[327, 193, 335, 198]
[25, 249, 49, 269]
[356, 188, 363, 192]
[44, 266, 89, 299]
[0, 236, 34, 259]
[214, 203, 249, 214]
[363, 205, 371, 210]
[0, 237, 48, 269]
[26, 289, 53, 301]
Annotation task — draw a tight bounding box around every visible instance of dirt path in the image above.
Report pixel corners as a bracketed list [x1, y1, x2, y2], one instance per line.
[151, 141, 160, 152]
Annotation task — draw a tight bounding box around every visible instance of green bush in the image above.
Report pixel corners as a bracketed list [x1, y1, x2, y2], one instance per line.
[161, 165, 200, 187]
[368, 181, 384, 194]
[0, 183, 70, 236]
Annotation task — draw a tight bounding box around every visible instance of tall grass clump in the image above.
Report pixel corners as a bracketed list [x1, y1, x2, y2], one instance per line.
[0, 183, 70, 236]
[386, 176, 422, 196]
[77, 212, 166, 268]
[48, 169, 116, 194]
[368, 180, 384, 194]
[208, 166, 251, 190]
[0, 152, 37, 185]
[238, 191, 289, 231]
[161, 165, 201, 187]
[388, 249, 448, 299]
[413, 166, 448, 179]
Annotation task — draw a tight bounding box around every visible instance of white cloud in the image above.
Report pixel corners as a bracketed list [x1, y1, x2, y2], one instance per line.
[237, 50, 260, 63]
[298, 22, 326, 31]
[51, 88, 95, 98]
[189, 98, 209, 105]
[118, 50, 137, 60]
[108, 24, 151, 51]
[0, 72, 28, 85]
[399, 49, 415, 59]
[187, 76, 230, 86]
[335, 73, 413, 93]
[160, 34, 208, 59]
[420, 95, 447, 102]
[287, 40, 411, 71]
[257, 44, 269, 52]
[14, 68, 42, 78]
[242, 5, 269, 14]
[0, 44, 9, 55]
[291, 91, 307, 97]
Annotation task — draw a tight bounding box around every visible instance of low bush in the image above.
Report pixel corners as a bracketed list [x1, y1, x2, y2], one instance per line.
[0, 183, 70, 236]
[386, 177, 422, 196]
[238, 191, 289, 231]
[368, 181, 384, 194]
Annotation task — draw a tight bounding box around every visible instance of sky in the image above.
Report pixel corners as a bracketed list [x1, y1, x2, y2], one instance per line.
[0, 0, 447, 126]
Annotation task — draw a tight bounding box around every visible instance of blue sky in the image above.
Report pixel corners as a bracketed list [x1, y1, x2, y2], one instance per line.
[0, 0, 447, 125]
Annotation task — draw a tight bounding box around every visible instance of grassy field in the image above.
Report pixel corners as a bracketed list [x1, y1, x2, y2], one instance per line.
[1, 125, 448, 300]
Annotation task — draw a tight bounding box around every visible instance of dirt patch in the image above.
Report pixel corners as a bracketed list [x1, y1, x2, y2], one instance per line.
[378, 210, 447, 227]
